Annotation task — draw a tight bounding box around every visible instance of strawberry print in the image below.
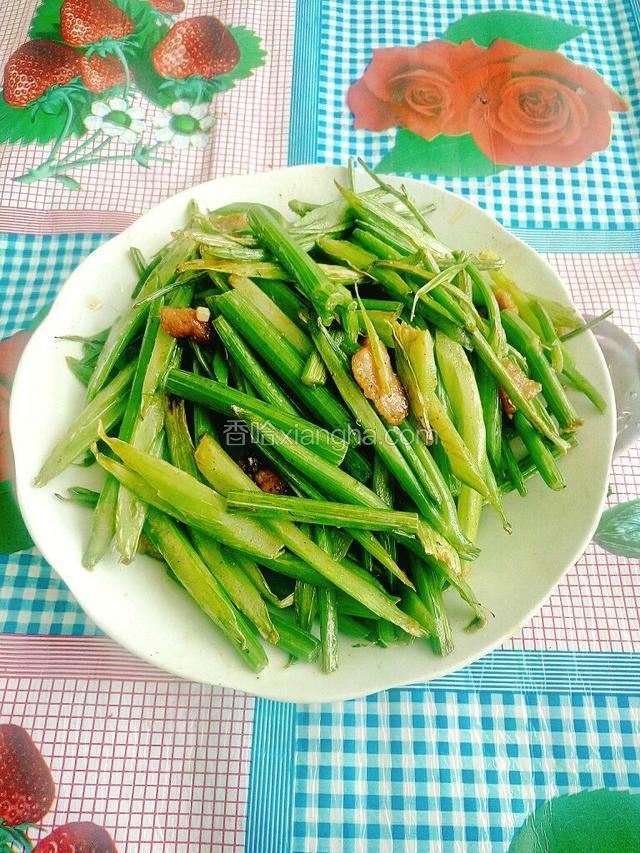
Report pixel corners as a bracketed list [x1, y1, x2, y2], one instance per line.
[152, 16, 240, 79]
[33, 821, 117, 852]
[60, 0, 135, 47]
[1, 0, 263, 200]
[150, 0, 186, 11]
[0, 724, 55, 826]
[2, 40, 80, 107]
[80, 54, 126, 92]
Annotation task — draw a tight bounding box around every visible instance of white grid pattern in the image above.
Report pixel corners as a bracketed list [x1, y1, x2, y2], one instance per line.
[1, 677, 254, 851]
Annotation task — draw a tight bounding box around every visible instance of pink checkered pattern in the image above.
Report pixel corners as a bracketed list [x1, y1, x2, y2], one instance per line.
[1, 638, 254, 851]
[0, 0, 295, 233]
[506, 252, 640, 653]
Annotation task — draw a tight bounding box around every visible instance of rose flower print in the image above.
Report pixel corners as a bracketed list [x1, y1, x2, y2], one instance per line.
[347, 37, 627, 169]
[347, 40, 485, 140]
[460, 40, 628, 167]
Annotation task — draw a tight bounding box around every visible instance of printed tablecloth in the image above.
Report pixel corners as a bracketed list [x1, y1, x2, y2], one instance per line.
[0, 1, 638, 850]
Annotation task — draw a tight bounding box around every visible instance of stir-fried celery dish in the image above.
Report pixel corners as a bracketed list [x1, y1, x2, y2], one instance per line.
[40, 162, 607, 674]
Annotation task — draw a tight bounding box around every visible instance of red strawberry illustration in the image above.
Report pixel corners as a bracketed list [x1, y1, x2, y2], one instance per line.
[0, 724, 55, 826]
[80, 54, 126, 92]
[150, 0, 185, 11]
[2, 40, 80, 108]
[34, 821, 117, 852]
[151, 16, 240, 80]
[60, 0, 135, 47]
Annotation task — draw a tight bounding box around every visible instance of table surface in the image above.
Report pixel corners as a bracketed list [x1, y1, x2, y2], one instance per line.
[0, 1, 638, 850]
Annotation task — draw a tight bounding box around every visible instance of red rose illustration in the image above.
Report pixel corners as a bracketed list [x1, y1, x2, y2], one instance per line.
[460, 39, 628, 167]
[347, 39, 485, 140]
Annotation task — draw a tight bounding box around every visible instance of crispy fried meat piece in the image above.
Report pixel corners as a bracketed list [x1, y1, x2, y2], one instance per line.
[254, 468, 289, 494]
[160, 307, 212, 343]
[499, 359, 542, 417]
[351, 337, 408, 426]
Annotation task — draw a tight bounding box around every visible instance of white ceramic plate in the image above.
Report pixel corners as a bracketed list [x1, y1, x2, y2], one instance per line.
[11, 165, 615, 702]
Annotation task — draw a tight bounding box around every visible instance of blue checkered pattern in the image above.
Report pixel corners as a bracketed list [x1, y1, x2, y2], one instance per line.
[1, 232, 109, 635]
[312, 0, 639, 231]
[293, 687, 640, 851]
[0, 551, 100, 635]
[0, 233, 109, 340]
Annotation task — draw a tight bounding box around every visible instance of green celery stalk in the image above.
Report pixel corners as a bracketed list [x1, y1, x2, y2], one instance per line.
[114, 395, 165, 563]
[476, 359, 502, 472]
[214, 289, 357, 443]
[163, 398, 280, 643]
[257, 440, 412, 588]
[513, 411, 565, 491]
[229, 550, 291, 607]
[301, 349, 328, 386]
[561, 345, 606, 412]
[248, 204, 354, 324]
[267, 608, 320, 661]
[319, 587, 339, 672]
[96, 437, 284, 560]
[530, 299, 564, 373]
[467, 264, 507, 358]
[471, 329, 570, 451]
[213, 315, 298, 414]
[254, 279, 309, 325]
[501, 310, 581, 431]
[34, 360, 135, 487]
[227, 274, 313, 357]
[115, 281, 195, 563]
[225, 490, 420, 533]
[144, 508, 268, 672]
[193, 534, 279, 644]
[194, 435, 426, 637]
[164, 368, 347, 465]
[435, 332, 509, 559]
[414, 562, 454, 656]
[501, 434, 527, 497]
[66, 356, 94, 387]
[185, 258, 362, 285]
[86, 236, 195, 399]
[310, 321, 478, 562]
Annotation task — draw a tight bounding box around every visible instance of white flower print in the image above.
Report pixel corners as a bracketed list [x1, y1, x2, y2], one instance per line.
[152, 101, 214, 150]
[84, 97, 145, 145]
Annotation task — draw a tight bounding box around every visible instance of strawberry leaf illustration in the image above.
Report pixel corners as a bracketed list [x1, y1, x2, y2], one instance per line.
[133, 25, 265, 106]
[0, 480, 33, 554]
[443, 11, 586, 50]
[376, 129, 507, 178]
[0, 819, 34, 851]
[0, 87, 92, 145]
[115, 0, 166, 47]
[509, 789, 640, 852]
[594, 499, 640, 558]
[29, 0, 63, 39]
[212, 26, 266, 92]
